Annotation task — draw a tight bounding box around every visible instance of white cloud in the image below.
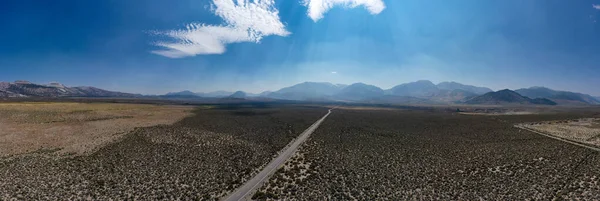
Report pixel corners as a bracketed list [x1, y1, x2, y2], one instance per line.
[303, 0, 386, 21]
[594, 4, 600, 10]
[152, 0, 289, 58]
[331, 71, 337, 74]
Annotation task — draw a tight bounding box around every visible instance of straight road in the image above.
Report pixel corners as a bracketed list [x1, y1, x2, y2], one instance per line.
[223, 109, 332, 201]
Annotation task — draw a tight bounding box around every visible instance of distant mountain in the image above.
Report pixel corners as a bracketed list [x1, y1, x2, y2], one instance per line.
[386, 80, 438, 97]
[264, 80, 496, 103]
[71, 86, 139, 97]
[0, 81, 139, 98]
[436, 81, 492, 95]
[162, 90, 235, 98]
[228, 91, 247, 99]
[0, 82, 23, 98]
[515, 87, 599, 105]
[385, 80, 485, 103]
[165, 90, 198, 97]
[257, 91, 273, 97]
[267, 82, 345, 101]
[466, 89, 556, 105]
[429, 89, 478, 103]
[365, 95, 434, 105]
[198, 91, 233, 98]
[334, 83, 384, 101]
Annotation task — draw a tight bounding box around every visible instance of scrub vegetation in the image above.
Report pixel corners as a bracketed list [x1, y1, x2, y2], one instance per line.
[0, 103, 327, 200]
[255, 109, 600, 200]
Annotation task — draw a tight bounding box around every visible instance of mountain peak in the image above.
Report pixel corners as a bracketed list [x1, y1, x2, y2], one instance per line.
[228, 91, 247, 99]
[414, 80, 435, 85]
[497, 89, 514, 93]
[335, 83, 384, 101]
[14, 80, 32, 84]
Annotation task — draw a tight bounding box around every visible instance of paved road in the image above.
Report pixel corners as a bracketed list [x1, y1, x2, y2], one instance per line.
[223, 109, 332, 201]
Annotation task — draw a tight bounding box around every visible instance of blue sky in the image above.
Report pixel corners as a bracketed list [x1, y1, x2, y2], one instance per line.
[1, 0, 600, 95]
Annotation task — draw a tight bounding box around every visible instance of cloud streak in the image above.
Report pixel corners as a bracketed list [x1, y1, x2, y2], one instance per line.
[594, 4, 600, 10]
[152, 0, 289, 58]
[303, 0, 386, 21]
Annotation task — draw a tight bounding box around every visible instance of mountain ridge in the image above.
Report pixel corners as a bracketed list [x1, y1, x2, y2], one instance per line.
[3, 80, 597, 106]
[0, 81, 139, 98]
[147, 80, 600, 105]
[465, 89, 557, 105]
[515, 87, 600, 105]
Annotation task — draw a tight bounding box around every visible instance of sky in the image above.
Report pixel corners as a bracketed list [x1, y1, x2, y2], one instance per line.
[1, 0, 600, 95]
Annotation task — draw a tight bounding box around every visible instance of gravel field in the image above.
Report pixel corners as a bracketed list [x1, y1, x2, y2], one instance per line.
[0, 104, 327, 200]
[255, 109, 600, 200]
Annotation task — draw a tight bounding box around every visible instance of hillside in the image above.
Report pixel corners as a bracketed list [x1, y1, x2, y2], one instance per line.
[466, 89, 556, 105]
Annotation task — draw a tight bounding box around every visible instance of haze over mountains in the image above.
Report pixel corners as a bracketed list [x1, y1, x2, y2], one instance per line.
[2, 80, 599, 106]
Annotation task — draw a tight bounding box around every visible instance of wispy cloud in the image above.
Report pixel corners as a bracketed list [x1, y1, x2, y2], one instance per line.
[152, 0, 289, 58]
[303, 0, 386, 21]
[331, 71, 337, 74]
[594, 4, 600, 10]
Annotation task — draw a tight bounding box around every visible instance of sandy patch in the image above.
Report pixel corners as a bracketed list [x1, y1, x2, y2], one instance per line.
[0, 102, 193, 156]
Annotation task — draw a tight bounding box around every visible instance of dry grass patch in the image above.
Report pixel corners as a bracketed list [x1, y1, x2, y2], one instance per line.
[0, 102, 193, 156]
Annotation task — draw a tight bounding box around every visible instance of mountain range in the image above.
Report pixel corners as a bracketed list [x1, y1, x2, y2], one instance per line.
[2, 80, 599, 106]
[0, 81, 139, 98]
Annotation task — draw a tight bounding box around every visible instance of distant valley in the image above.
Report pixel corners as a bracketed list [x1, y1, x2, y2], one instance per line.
[2, 80, 599, 106]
